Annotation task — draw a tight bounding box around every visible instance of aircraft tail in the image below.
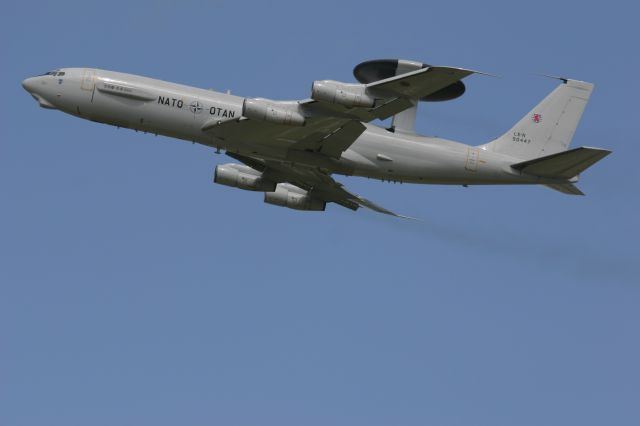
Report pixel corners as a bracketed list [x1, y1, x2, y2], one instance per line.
[511, 146, 611, 195]
[510, 146, 611, 179]
[482, 78, 594, 160]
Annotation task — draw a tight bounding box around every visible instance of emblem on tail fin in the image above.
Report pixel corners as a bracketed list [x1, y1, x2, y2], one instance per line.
[481, 79, 594, 160]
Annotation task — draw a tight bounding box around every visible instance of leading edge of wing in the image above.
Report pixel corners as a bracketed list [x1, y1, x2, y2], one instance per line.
[229, 153, 418, 220]
[366, 65, 495, 100]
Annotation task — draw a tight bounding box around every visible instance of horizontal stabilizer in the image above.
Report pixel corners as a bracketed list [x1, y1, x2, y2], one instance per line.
[511, 146, 611, 179]
[543, 183, 585, 195]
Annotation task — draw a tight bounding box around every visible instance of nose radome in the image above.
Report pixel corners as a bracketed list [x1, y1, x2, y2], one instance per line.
[22, 76, 58, 109]
[22, 77, 37, 93]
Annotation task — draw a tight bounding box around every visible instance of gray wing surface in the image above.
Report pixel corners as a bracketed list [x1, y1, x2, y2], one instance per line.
[301, 66, 482, 122]
[203, 116, 364, 159]
[227, 152, 415, 219]
[202, 66, 481, 158]
[367, 66, 479, 99]
[202, 67, 481, 218]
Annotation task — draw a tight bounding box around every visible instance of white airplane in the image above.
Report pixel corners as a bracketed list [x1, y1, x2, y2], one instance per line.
[22, 59, 610, 218]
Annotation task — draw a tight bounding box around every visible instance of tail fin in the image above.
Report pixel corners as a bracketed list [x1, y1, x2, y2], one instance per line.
[483, 78, 594, 160]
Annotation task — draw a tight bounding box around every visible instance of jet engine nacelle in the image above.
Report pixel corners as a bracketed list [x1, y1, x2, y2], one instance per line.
[264, 183, 326, 211]
[311, 80, 376, 108]
[242, 98, 305, 126]
[214, 163, 276, 192]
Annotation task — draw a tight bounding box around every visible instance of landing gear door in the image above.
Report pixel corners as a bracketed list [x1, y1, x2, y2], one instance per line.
[81, 69, 95, 91]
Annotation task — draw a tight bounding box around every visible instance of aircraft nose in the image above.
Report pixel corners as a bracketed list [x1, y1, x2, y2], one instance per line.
[22, 76, 58, 109]
[22, 77, 37, 93]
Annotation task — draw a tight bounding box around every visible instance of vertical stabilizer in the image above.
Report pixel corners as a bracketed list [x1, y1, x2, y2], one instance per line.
[482, 79, 593, 160]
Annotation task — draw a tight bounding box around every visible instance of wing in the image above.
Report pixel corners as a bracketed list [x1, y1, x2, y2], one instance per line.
[227, 152, 416, 219]
[203, 64, 483, 219]
[202, 65, 483, 159]
[203, 115, 367, 160]
[366, 66, 483, 99]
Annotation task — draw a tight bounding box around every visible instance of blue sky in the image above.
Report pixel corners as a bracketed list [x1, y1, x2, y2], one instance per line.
[1, 1, 638, 425]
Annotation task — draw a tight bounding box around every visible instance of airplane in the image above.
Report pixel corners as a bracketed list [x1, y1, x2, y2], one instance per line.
[21, 59, 611, 218]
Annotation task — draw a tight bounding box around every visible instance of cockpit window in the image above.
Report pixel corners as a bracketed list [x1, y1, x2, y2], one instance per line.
[57, 72, 65, 76]
[40, 70, 60, 76]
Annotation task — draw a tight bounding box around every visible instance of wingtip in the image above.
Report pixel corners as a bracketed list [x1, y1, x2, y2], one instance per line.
[375, 209, 421, 221]
[401, 215, 422, 221]
[471, 69, 502, 78]
[535, 73, 569, 83]
[447, 67, 501, 78]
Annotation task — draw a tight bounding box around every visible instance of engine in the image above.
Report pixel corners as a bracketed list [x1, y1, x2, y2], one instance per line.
[214, 164, 276, 192]
[242, 98, 305, 126]
[264, 183, 326, 211]
[311, 80, 376, 108]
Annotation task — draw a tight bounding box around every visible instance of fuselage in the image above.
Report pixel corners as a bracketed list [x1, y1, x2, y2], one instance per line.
[21, 68, 555, 186]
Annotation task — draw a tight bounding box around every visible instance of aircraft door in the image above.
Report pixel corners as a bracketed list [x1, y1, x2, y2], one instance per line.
[465, 148, 479, 172]
[81, 69, 95, 91]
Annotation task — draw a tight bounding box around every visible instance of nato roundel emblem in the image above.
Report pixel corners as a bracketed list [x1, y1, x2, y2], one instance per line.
[189, 101, 203, 114]
[532, 113, 542, 123]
